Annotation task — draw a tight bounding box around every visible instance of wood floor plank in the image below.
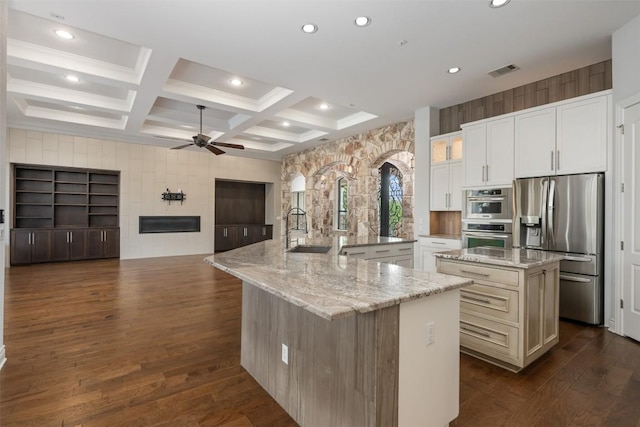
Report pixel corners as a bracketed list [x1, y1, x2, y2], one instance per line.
[1, 255, 640, 426]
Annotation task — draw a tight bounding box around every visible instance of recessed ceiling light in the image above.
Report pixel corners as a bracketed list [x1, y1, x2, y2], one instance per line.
[319, 103, 330, 110]
[282, 121, 291, 127]
[229, 78, 243, 86]
[65, 74, 80, 82]
[489, 0, 511, 8]
[55, 29, 75, 40]
[301, 23, 318, 34]
[354, 16, 371, 27]
[447, 67, 461, 74]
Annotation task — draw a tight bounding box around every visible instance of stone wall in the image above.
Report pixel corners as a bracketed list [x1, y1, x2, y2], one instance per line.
[282, 121, 415, 239]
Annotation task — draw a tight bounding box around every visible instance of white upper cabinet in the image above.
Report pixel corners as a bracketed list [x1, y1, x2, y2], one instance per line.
[514, 108, 556, 178]
[515, 92, 610, 178]
[462, 117, 514, 188]
[430, 131, 463, 211]
[556, 95, 608, 175]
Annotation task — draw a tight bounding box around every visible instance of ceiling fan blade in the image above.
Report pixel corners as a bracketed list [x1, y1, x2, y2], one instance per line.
[212, 142, 245, 150]
[171, 143, 194, 150]
[205, 145, 225, 155]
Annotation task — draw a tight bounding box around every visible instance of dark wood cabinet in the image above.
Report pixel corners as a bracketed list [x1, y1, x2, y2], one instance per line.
[11, 164, 120, 265]
[215, 226, 237, 252]
[10, 229, 52, 265]
[87, 228, 120, 259]
[214, 224, 273, 252]
[51, 229, 87, 262]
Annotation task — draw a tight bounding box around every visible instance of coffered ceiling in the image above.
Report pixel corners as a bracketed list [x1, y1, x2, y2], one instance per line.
[7, 1, 640, 160]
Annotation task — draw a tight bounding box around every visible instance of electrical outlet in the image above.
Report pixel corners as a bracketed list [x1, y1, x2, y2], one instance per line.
[426, 322, 436, 346]
[281, 343, 289, 365]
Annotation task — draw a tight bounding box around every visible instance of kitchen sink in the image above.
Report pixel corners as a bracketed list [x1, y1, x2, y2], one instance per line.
[287, 245, 332, 254]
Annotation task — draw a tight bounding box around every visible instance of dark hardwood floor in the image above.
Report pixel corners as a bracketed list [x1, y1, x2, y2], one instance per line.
[1, 255, 639, 426]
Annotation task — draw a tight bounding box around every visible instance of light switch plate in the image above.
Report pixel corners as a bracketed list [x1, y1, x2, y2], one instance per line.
[282, 343, 289, 365]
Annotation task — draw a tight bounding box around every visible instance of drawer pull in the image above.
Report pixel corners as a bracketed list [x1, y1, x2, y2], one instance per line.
[346, 251, 366, 255]
[461, 294, 492, 305]
[460, 269, 490, 277]
[430, 241, 447, 245]
[375, 249, 391, 253]
[398, 247, 412, 251]
[461, 325, 491, 338]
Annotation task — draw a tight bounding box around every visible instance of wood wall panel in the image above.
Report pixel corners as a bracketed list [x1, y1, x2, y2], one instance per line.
[214, 180, 266, 225]
[241, 282, 399, 426]
[439, 59, 612, 134]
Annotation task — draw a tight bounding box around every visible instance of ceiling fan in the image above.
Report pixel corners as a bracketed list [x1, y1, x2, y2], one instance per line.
[171, 105, 244, 155]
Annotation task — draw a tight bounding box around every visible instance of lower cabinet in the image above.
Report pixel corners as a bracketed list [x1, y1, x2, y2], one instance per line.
[418, 236, 462, 272]
[340, 242, 415, 268]
[214, 224, 273, 252]
[437, 258, 559, 372]
[10, 227, 119, 265]
[51, 229, 87, 262]
[10, 229, 52, 265]
[86, 228, 120, 259]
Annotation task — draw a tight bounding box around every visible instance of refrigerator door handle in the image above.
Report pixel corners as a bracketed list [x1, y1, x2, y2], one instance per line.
[559, 274, 593, 283]
[541, 178, 548, 246]
[548, 178, 556, 247]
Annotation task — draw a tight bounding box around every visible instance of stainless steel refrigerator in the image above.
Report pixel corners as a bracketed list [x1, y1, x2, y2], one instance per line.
[513, 173, 604, 324]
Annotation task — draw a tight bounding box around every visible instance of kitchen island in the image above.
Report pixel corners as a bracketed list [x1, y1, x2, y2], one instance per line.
[206, 236, 472, 427]
[435, 247, 564, 372]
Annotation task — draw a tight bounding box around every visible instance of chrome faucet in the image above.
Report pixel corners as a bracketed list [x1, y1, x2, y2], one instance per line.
[285, 207, 308, 249]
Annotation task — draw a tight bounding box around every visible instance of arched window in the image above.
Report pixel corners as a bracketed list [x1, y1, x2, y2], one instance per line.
[336, 177, 348, 230]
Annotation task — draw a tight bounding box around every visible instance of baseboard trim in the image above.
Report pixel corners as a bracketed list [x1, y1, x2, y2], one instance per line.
[0, 345, 6, 371]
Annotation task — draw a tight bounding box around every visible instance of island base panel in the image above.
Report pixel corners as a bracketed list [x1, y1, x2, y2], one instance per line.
[398, 289, 460, 427]
[240, 282, 399, 427]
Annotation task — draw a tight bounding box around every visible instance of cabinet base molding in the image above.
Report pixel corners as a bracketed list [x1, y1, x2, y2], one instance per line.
[460, 346, 523, 373]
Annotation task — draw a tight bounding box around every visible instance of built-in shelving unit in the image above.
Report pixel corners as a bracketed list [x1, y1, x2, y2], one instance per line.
[11, 164, 120, 265]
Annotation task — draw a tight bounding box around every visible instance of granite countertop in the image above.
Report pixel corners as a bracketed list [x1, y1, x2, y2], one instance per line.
[205, 237, 471, 321]
[434, 247, 565, 269]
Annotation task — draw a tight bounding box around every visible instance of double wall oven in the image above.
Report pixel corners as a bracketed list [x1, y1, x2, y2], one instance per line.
[462, 188, 513, 249]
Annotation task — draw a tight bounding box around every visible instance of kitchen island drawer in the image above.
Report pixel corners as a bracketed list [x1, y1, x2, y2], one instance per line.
[438, 260, 519, 287]
[460, 314, 519, 365]
[461, 283, 519, 324]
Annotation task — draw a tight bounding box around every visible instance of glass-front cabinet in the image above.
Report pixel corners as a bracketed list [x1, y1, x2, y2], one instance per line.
[431, 132, 463, 164]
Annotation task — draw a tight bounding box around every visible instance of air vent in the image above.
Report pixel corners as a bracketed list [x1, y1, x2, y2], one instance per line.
[488, 64, 520, 78]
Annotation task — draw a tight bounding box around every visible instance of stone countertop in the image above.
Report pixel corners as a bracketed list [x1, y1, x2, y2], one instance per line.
[434, 247, 565, 269]
[205, 237, 470, 321]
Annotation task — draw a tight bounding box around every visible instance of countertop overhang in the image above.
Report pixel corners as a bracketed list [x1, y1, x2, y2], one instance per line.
[206, 237, 471, 321]
[434, 247, 565, 269]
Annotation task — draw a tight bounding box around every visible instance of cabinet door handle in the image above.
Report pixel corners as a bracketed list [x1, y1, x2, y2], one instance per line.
[485, 164, 489, 182]
[461, 294, 492, 305]
[551, 151, 554, 171]
[447, 145, 451, 161]
[481, 165, 485, 182]
[244, 227, 247, 237]
[262, 227, 266, 235]
[28, 233, 32, 245]
[67, 231, 70, 243]
[70, 232, 73, 244]
[460, 269, 490, 277]
[556, 150, 560, 170]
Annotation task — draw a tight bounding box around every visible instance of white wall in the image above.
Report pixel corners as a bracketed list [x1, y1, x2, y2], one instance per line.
[413, 106, 439, 267]
[0, 0, 8, 370]
[613, 14, 640, 105]
[6, 128, 281, 260]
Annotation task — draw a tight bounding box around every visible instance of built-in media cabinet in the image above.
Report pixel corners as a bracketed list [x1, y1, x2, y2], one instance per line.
[10, 164, 120, 265]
